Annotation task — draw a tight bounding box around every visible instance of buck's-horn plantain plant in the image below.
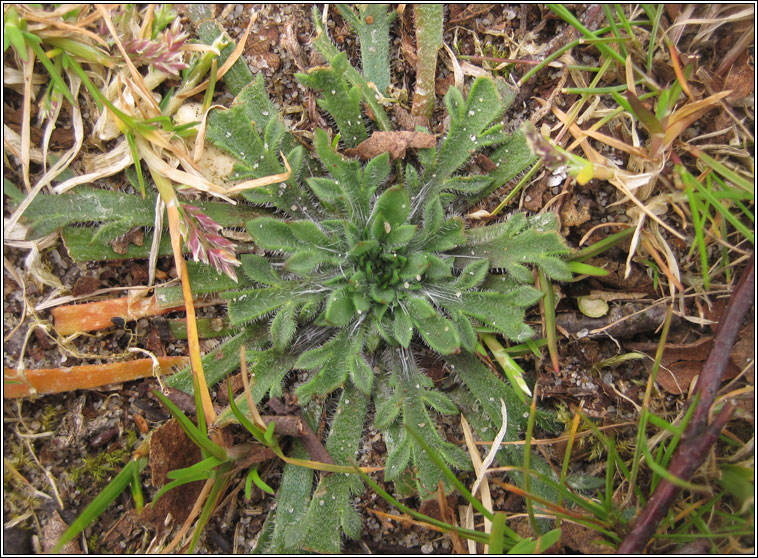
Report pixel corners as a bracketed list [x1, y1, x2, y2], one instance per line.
[17, 5, 576, 553]
[188, 6, 572, 548]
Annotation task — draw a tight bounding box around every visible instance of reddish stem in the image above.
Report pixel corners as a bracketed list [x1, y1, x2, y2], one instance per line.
[617, 254, 754, 553]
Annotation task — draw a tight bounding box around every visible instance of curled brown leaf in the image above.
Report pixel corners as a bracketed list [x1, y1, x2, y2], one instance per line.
[344, 131, 436, 160]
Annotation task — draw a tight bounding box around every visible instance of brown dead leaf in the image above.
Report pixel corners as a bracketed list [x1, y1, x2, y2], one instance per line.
[626, 337, 742, 394]
[474, 153, 498, 173]
[723, 52, 755, 106]
[435, 73, 456, 96]
[140, 419, 203, 530]
[449, 4, 495, 24]
[560, 195, 592, 228]
[730, 325, 754, 381]
[418, 493, 458, 522]
[109, 227, 145, 255]
[393, 105, 428, 131]
[42, 511, 82, 554]
[523, 176, 548, 212]
[71, 274, 101, 297]
[283, 21, 307, 73]
[560, 521, 614, 554]
[344, 131, 436, 160]
[244, 24, 281, 72]
[399, 19, 417, 68]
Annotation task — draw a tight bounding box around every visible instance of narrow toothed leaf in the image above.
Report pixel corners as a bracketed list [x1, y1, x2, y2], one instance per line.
[350, 354, 374, 395]
[442, 175, 493, 195]
[284, 250, 335, 274]
[349, 239, 378, 258]
[421, 389, 458, 415]
[362, 152, 391, 195]
[393, 309, 413, 348]
[455, 258, 490, 289]
[240, 254, 281, 286]
[384, 434, 412, 481]
[295, 332, 354, 401]
[453, 312, 478, 352]
[246, 217, 299, 251]
[374, 393, 402, 430]
[421, 218, 465, 252]
[386, 224, 417, 247]
[399, 252, 429, 280]
[422, 195, 444, 234]
[224, 288, 290, 325]
[271, 302, 298, 350]
[288, 221, 332, 246]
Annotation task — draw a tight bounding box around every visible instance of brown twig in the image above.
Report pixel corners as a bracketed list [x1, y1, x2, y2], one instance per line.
[617, 254, 754, 554]
[261, 415, 335, 466]
[616, 405, 735, 554]
[687, 253, 754, 435]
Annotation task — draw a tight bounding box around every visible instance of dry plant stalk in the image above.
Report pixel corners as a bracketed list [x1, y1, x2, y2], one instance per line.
[3, 356, 189, 398]
[51, 294, 184, 335]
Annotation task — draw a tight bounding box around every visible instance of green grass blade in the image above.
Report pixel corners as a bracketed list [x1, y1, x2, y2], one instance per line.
[152, 389, 228, 461]
[628, 305, 673, 498]
[189, 465, 231, 552]
[482, 334, 529, 404]
[352, 463, 491, 544]
[570, 227, 635, 262]
[227, 378, 268, 442]
[151, 474, 211, 505]
[538, 269, 559, 374]
[692, 150, 754, 195]
[53, 457, 147, 553]
[601, 4, 627, 59]
[22, 33, 77, 106]
[643, 4, 664, 74]
[679, 165, 754, 243]
[568, 261, 610, 277]
[488, 512, 508, 553]
[523, 391, 540, 535]
[166, 455, 225, 480]
[246, 465, 275, 497]
[405, 424, 496, 523]
[684, 180, 711, 289]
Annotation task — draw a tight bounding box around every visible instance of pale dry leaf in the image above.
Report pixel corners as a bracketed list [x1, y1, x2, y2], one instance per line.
[53, 138, 133, 194]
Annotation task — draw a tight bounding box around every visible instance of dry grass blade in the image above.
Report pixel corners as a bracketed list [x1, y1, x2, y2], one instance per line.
[19, 5, 110, 48]
[662, 91, 732, 149]
[52, 139, 133, 194]
[138, 141, 235, 203]
[461, 415, 492, 553]
[460, 398, 509, 553]
[176, 12, 257, 101]
[192, 104, 226, 163]
[547, 104, 685, 243]
[161, 477, 215, 554]
[224, 153, 293, 194]
[96, 5, 160, 114]
[20, 43, 34, 192]
[5, 76, 85, 237]
[3, 123, 44, 163]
